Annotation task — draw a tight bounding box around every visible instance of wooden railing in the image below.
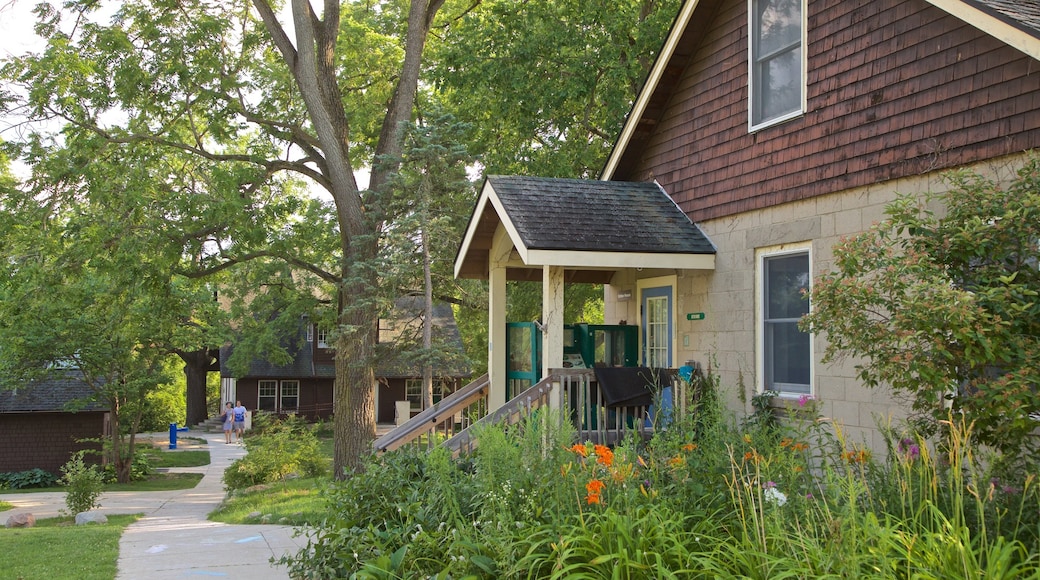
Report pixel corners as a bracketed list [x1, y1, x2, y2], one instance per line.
[443, 373, 562, 456]
[374, 368, 684, 456]
[371, 373, 490, 453]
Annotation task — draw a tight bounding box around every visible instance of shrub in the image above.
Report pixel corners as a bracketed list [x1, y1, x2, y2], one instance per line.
[0, 468, 59, 489]
[223, 418, 328, 491]
[803, 156, 1040, 457]
[60, 451, 104, 515]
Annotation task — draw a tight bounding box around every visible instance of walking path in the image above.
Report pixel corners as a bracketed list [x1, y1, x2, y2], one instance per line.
[1, 431, 305, 579]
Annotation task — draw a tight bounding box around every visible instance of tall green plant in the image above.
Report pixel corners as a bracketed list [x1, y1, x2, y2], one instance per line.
[803, 156, 1040, 457]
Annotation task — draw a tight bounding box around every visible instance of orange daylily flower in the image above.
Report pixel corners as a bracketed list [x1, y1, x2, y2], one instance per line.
[585, 479, 606, 495]
[570, 443, 588, 457]
[593, 445, 614, 467]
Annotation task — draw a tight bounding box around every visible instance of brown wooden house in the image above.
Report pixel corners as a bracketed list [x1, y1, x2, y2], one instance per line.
[453, 0, 1040, 452]
[0, 372, 109, 476]
[220, 296, 471, 424]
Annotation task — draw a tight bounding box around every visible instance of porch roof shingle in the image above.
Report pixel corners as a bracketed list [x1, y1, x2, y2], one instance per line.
[487, 176, 715, 255]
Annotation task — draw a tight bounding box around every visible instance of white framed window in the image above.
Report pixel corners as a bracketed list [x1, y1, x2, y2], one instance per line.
[280, 380, 299, 411]
[756, 244, 812, 396]
[316, 326, 331, 349]
[258, 380, 277, 411]
[748, 0, 806, 130]
[405, 378, 423, 410]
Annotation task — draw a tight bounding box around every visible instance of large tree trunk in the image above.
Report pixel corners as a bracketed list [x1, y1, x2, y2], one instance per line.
[333, 294, 378, 477]
[180, 348, 214, 426]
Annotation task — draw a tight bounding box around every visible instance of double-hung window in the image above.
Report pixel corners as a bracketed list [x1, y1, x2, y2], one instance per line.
[258, 380, 277, 412]
[405, 378, 423, 410]
[758, 246, 812, 395]
[280, 380, 299, 411]
[316, 326, 331, 349]
[749, 0, 805, 129]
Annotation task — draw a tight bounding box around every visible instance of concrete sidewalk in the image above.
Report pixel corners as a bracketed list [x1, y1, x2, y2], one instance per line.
[1, 431, 306, 579]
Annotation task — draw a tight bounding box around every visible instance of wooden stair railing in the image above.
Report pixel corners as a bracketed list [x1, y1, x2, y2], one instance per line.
[442, 374, 563, 456]
[372, 373, 490, 453]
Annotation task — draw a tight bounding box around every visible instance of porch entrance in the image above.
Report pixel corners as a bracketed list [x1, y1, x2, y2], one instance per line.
[506, 322, 638, 401]
[641, 285, 673, 368]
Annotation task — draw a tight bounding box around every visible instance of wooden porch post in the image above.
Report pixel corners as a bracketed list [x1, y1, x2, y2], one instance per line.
[542, 265, 564, 410]
[488, 262, 508, 413]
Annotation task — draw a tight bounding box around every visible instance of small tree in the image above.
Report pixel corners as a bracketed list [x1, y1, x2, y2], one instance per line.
[803, 156, 1040, 457]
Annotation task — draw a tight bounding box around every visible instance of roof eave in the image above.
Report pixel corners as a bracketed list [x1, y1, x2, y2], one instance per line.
[526, 249, 715, 271]
[601, 0, 702, 181]
[926, 0, 1040, 61]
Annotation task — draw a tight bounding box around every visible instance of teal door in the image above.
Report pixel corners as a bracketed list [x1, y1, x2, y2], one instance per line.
[505, 322, 541, 401]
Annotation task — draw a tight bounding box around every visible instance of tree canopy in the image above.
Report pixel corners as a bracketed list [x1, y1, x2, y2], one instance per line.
[1, 0, 682, 476]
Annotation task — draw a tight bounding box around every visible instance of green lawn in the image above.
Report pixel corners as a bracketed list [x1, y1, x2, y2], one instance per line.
[210, 477, 328, 526]
[138, 448, 210, 468]
[0, 514, 139, 580]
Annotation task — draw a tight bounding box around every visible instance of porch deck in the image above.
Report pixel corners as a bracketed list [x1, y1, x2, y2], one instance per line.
[372, 368, 685, 456]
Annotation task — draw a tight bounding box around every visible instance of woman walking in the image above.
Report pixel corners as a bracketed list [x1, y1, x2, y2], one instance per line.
[221, 402, 234, 444]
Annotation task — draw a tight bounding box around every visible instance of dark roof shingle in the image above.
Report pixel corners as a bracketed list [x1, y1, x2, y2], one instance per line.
[0, 372, 108, 413]
[967, 0, 1040, 36]
[487, 176, 715, 255]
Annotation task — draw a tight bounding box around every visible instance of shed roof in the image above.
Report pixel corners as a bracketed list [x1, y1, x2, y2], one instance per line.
[454, 176, 715, 282]
[0, 372, 108, 413]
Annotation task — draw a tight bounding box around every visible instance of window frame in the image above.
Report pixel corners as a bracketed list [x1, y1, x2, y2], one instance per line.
[747, 0, 807, 132]
[280, 380, 300, 411]
[258, 380, 277, 412]
[755, 243, 813, 397]
[405, 378, 423, 411]
[316, 326, 331, 349]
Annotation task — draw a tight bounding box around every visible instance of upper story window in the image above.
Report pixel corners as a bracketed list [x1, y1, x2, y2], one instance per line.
[316, 326, 331, 349]
[749, 0, 805, 130]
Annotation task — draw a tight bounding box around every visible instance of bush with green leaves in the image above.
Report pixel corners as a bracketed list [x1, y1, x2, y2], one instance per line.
[803, 156, 1040, 457]
[279, 361, 1040, 578]
[0, 468, 59, 489]
[223, 418, 328, 491]
[60, 451, 104, 515]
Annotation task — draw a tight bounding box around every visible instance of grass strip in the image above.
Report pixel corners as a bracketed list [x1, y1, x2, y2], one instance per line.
[0, 514, 139, 580]
[3, 472, 203, 494]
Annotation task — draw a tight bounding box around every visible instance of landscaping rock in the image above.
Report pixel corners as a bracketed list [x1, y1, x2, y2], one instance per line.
[75, 511, 108, 525]
[5, 513, 35, 528]
[247, 511, 263, 520]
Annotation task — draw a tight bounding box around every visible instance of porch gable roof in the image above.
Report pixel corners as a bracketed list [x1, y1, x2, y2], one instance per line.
[454, 176, 715, 283]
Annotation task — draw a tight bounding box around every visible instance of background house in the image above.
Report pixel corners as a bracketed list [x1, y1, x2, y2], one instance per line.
[220, 296, 471, 424]
[0, 372, 108, 475]
[454, 0, 1040, 451]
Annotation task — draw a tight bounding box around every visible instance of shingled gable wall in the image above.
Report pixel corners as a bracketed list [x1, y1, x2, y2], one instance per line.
[619, 0, 1040, 223]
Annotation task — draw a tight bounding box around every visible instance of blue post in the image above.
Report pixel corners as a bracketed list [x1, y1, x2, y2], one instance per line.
[169, 422, 178, 450]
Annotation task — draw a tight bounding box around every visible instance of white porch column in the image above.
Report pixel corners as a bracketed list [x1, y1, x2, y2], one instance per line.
[542, 265, 565, 410]
[488, 263, 508, 412]
[221, 377, 236, 408]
